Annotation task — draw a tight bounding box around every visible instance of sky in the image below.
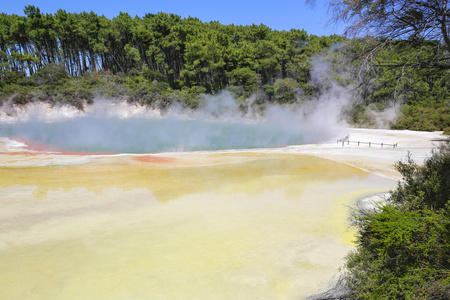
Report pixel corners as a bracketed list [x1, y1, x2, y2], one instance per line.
[2, 0, 346, 36]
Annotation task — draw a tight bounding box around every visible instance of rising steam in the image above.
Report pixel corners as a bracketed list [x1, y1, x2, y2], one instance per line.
[0, 58, 358, 153]
[0, 93, 347, 153]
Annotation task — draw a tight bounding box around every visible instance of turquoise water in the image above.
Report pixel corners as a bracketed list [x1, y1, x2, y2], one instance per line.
[0, 116, 311, 153]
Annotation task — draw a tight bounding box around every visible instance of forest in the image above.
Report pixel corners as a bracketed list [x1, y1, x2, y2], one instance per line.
[1, 5, 449, 132]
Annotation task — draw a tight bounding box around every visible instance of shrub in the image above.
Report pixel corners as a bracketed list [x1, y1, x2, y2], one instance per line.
[1, 70, 24, 85]
[31, 63, 68, 86]
[12, 90, 33, 105]
[311, 142, 450, 299]
[392, 104, 450, 131]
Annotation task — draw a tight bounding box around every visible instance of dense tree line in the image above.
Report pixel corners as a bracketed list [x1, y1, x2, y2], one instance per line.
[0, 6, 344, 90]
[0, 5, 353, 114]
[0, 5, 449, 132]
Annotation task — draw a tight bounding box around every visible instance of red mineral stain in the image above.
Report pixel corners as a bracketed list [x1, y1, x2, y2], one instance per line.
[133, 155, 177, 163]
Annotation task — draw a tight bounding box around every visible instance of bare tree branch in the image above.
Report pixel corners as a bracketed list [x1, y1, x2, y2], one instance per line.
[307, 0, 450, 70]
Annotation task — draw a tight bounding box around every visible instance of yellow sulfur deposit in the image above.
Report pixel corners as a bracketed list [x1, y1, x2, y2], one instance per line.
[0, 151, 394, 299]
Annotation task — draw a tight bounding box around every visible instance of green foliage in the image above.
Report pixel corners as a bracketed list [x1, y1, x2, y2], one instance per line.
[0, 70, 24, 86]
[391, 144, 450, 211]
[392, 103, 450, 132]
[346, 207, 450, 299]
[29, 63, 68, 86]
[342, 142, 450, 299]
[345, 103, 381, 128]
[273, 78, 301, 104]
[12, 89, 33, 105]
[230, 67, 258, 92]
[0, 7, 349, 108]
[327, 0, 450, 72]
[128, 80, 169, 106]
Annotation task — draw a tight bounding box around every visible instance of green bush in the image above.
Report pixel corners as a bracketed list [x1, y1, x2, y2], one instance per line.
[392, 104, 450, 131]
[1, 70, 24, 85]
[345, 207, 450, 299]
[341, 142, 450, 299]
[31, 63, 68, 86]
[12, 89, 34, 105]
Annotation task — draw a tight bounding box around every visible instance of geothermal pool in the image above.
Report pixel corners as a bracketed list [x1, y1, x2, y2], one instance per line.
[0, 96, 344, 153]
[0, 147, 395, 300]
[0, 116, 309, 153]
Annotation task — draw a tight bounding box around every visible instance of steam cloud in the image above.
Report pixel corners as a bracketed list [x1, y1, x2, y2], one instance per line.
[0, 94, 346, 153]
[0, 58, 357, 154]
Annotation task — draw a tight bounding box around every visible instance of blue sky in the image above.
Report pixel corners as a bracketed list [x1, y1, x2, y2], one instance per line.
[2, 0, 346, 36]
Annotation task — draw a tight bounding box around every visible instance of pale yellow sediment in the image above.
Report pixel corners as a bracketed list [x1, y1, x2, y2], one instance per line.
[0, 151, 395, 299]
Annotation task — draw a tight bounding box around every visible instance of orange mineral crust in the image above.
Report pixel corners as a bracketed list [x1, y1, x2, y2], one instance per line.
[132, 155, 178, 163]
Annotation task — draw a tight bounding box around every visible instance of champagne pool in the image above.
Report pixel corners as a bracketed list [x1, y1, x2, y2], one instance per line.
[0, 117, 308, 153]
[0, 101, 342, 153]
[0, 146, 395, 299]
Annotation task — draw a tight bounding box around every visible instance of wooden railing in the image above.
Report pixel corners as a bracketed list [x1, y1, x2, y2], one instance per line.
[337, 137, 398, 148]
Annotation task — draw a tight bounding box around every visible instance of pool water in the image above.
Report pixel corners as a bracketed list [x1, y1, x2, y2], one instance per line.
[0, 152, 395, 299]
